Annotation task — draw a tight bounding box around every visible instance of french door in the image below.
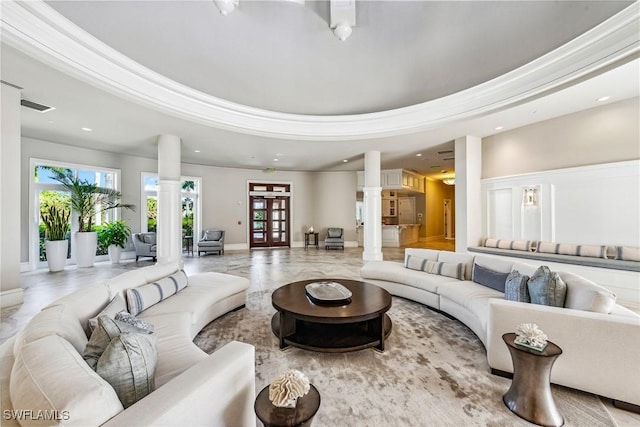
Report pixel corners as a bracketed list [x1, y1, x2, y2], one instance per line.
[249, 183, 290, 248]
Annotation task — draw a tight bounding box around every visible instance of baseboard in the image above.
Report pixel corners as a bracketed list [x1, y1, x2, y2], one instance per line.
[20, 262, 30, 273]
[1, 288, 24, 308]
[425, 235, 445, 242]
[224, 243, 249, 251]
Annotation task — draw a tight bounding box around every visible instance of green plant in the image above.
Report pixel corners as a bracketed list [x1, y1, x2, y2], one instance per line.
[98, 220, 132, 249]
[40, 205, 70, 241]
[49, 169, 135, 232]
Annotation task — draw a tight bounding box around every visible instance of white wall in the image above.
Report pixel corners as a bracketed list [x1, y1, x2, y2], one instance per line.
[21, 138, 358, 262]
[482, 97, 640, 178]
[481, 160, 640, 247]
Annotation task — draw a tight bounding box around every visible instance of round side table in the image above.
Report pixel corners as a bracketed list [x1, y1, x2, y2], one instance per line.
[255, 384, 320, 427]
[502, 333, 564, 427]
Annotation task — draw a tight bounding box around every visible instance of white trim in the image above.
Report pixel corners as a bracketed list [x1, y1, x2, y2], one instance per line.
[20, 262, 30, 273]
[1, 288, 24, 308]
[2, 1, 638, 141]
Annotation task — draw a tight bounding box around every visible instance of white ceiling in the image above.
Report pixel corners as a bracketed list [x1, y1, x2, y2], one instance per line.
[2, 1, 639, 178]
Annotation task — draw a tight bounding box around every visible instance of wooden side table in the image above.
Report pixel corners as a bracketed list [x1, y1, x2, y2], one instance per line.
[502, 333, 564, 427]
[255, 384, 320, 427]
[304, 232, 319, 249]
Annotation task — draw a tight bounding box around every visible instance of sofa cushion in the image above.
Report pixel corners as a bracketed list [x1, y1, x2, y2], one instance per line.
[89, 294, 128, 333]
[43, 284, 111, 338]
[96, 330, 157, 408]
[537, 241, 608, 259]
[472, 263, 509, 292]
[559, 271, 617, 314]
[11, 335, 123, 426]
[504, 270, 530, 303]
[425, 260, 464, 280]
[616, 246, 640, 261]
[528, 266, 567, 307]
[84, 315, 154, 370]
[14, 304, 88, 357]
[140, 313, 208, 387]
[361, 261, 454, 294]
[404, 248, 439, 266]
[437, 281, 503, 318]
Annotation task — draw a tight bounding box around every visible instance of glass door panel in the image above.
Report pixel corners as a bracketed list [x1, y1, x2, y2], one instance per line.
[249, 184, 290, 248]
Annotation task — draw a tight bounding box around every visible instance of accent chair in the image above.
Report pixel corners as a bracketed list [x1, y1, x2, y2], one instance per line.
[198, 229, 225, 256]
[132, 232, 157, 262]
[324, 227, 344, 250]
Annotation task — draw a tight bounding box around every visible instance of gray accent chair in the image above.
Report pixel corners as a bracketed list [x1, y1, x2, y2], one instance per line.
[198, 230, 225, 256]
[132, 232, 157, 262]
[324, 227, 344, 250]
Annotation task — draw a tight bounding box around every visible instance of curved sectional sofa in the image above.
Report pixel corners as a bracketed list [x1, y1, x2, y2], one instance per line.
[360, 248, 640, 409]
[0, 262, 254, 427]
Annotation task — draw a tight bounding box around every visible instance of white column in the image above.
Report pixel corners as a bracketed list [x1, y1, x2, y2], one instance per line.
[454, 136, 482, 253]
[157, 134, 182, 265]
[363, 151, 383, 261]
[1, 82, 24, 307]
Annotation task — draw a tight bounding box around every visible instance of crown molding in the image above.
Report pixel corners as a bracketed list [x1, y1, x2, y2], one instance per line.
[2, 0, 638, 141]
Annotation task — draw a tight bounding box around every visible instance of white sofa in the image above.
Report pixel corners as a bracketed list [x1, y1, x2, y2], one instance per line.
[0, 262, 255, 427]
[360, 248, 640, 408]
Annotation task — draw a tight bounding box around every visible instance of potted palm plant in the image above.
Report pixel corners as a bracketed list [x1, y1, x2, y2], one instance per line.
[41, 205, 70, 272]
[49, 169, 134, 267]
[98, 220, 131, 264]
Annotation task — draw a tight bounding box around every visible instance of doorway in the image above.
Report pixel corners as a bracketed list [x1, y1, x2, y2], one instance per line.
[249, 183, 290, 248]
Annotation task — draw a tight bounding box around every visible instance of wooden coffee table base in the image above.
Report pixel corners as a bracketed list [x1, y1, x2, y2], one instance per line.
[271, 312, 392, 353]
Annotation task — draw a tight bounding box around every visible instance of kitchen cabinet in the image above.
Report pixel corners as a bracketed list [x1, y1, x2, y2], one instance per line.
[356, 169, 424, 193]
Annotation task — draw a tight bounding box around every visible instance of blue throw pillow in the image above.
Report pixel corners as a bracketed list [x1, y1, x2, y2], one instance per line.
[505, 270, 530, 303]
[472, 263, 509, 292]
[528, 265, 567, 307]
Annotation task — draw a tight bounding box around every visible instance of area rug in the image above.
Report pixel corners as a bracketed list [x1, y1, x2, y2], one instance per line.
[194, 296, 615, 427]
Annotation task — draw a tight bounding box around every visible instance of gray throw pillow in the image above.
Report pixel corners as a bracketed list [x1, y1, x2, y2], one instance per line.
[96, 331, 157, 408]
[84, 315, 153, 370]
[142, 233, 156, 244]
[205, 230, 222, 240]
[472, 263, 509, 292]
[505, 270, 530, 303]
[528, 265, 567, 307]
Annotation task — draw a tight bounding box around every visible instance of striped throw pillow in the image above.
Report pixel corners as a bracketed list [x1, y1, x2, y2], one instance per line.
[126, 270, 189, 316]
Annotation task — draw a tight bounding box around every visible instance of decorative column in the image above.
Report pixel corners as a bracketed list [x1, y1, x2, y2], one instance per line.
[454, 136, 482, 253]
[0, 82, 23, 307]
[363, 151, 383, 261]
[157, 134, 182, 265]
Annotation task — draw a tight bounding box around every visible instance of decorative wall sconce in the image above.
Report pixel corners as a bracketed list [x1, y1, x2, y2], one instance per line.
[443, 178, 455, 186]
[523, 187, 538, 206]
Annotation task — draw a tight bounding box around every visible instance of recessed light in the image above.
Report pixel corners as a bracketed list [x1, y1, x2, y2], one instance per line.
[343, 159, 348, 163]
[416, 153, 422, 157]
[597, 96, 610, 102]
[194, 150, 201, 153]
[81, 127, 92, 132]
[273, 158, 279, 162]
[495, 126, 504, 131]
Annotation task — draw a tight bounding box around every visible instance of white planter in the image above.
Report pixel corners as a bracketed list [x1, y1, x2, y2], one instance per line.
[45, 240, 68, 272]
[108, 245, 122, 264]
[74, 231, 97, 268]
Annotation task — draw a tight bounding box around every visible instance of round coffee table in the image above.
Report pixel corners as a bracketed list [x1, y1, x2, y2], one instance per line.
[271, 279, 392, 352]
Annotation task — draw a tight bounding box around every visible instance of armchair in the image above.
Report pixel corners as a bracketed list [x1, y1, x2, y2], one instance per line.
[132, 232, 157, 262]
[324, 227, 344, 250]
[198, 230, 225, 256]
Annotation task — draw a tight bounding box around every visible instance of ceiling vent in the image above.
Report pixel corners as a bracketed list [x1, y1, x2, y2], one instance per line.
[21, 99, 55, 113]
[437, 150, 454, 155]
[442, 157, 455, 161]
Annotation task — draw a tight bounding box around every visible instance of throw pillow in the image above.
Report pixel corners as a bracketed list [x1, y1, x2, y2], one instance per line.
[527, 265, 567, 307]
[484, 238, 499, 248]
[84, 315, 153, 370]
[125, 270, 189, 316]
[142, 233, 156, 245]
[504, 270, 530, 303]
[616, 246, 640, 262]
[472, 263, 509, 292]
[205, 230, 222, 240]
[96, 331, 157, 408]
[425, 261, 464, 280]
[405, 255, 427, 271]
[115, 312, 155, 332]
[88, 295, 128, 333]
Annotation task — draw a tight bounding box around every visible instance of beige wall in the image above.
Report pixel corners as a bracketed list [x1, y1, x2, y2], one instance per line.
[21, 138, 357, 263]
[424, 179, 455, 239]
[482, 97, 640, 178]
